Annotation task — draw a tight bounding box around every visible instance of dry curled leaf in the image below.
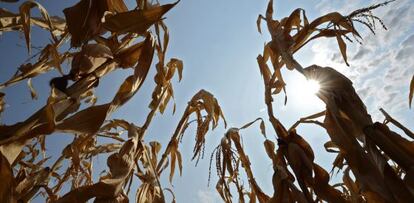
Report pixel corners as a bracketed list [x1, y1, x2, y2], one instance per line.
[64, 0, 128, 47]
[103, 2, 178, 35]
[1, 43, 70, 90]
[112, 34, 155, 107]
[27, 79, 37, 100]
[0, 151, 14, 203]
[336, 34, 349, 66]
[71, 44, 114, 77]
[312, 163, 346, 203]
[57, 132, 140, 202]
[238, 118, 267, 138]
[156, 89, 227, 181]
[56, 104, 111, 135]
[115, 41, 144, 68]
[19, 1, 55, 53]
[165, 58, 183, 81]
[0, 7, 65, 36]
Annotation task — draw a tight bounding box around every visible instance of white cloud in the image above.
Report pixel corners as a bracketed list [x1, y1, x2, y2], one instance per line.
[197, 190, 219, 203]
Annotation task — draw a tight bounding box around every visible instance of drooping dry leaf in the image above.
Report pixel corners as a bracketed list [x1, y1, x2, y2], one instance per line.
[27, 78, 37, 100]
[218, 129, 270, 202]
[380, 108, 414, 139]
[283, 8, 303, 34]
[156, 89, 227, 188]
[103, 2, 178, 35]
[0, 8, 65, 37]
[285, 142, 313, 202]
[324, 141, 340, 153]
[259, 120, 266, 137]
[312, 163, 347, 203]
[158, 84, 174, 114]
[167, 139, 183, 183]
[324, 108, 395, 202]
[364, 123, 414, 172]
[63, 0, 128, 47]
[71, 44, 113, 78]
[56, 104, 110, 135]
[111, 34, 155, 107]
[336, 34, 349, 66]
[0, 151, 14, 203]
[115, 41, 144, 68]
[57, 134, 140, 202]
[165, 58, 183, 81]
[256, 15, 264, 34]
[15, 166, 50, 202]
[100, 119, 130, 132]
[0, 101, 55, 164]
[1, 44, 70, 89]
[0, 8, 21, 32]
[19, 1, 54, 53]
[238, 118, 267, 138]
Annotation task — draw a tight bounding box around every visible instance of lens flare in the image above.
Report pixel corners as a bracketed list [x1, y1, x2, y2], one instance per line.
[306, 79, 320, 95]
[289, 76, 323, 110]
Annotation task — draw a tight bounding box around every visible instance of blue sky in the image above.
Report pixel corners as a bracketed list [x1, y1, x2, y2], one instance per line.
[1, 0, 413, 202]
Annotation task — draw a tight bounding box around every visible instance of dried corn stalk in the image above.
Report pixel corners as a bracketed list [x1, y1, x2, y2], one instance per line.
[0, 0, 228, 202]
[249, 0, 414, 202]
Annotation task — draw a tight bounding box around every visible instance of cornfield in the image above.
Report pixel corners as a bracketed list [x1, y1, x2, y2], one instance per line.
[0, 0, 413, 202]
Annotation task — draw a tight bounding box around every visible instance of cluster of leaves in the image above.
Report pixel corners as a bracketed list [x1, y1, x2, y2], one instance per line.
[0, 0, 228, 202]
[205, 0, 414, 202]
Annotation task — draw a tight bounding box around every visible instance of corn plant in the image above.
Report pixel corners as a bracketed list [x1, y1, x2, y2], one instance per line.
[0, 0, 226, 202]
[207, 0, 414, 202]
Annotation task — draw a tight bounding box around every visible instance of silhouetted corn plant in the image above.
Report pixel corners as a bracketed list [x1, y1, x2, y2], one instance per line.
[206, 0, 414, 202]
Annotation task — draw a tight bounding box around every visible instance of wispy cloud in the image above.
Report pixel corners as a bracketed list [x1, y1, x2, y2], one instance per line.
[197, 190, 219, 203]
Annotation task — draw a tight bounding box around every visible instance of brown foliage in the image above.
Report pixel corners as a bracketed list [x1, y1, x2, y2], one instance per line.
[0, 0, 225, 202]
[1, 0, 413, 202]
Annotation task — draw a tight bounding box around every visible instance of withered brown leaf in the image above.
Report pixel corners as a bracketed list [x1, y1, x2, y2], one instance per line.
[64, 0, 128, 47]
[103, 2, 178, 35]
[19, 1, 54, 54]
[0, 151, 14, 203]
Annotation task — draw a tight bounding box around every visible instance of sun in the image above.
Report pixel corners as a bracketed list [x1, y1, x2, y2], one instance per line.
[289, 75, 323, 109]
[305, 79, 321, 95]
[292, 76, 320, 97]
